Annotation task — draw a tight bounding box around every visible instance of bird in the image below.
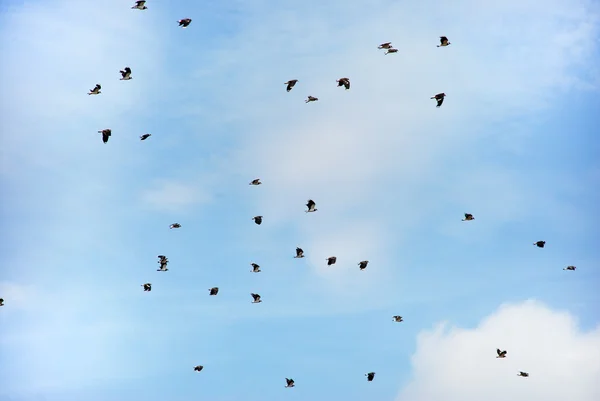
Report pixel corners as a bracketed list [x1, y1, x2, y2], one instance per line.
[178, 18, 192, 27]
[157, 255, 168, 263]
[157, 255, 168, 271]
[462, 213, 475, 221]
[517, 371, 529, 377]
[496, 348, 507, 358]
[251, 263, 261, 273]
[88, 84, 101, 95]
[251, 293, 262, 303]
[384, 48, 398, 55]
[209, 287, 219, 296]
[564, 265, 576, 271]
[305, 96, 318, 103]
[97, 129, 111, 143]
[120, 67, 132, 80]
[252, 216, 263, 225]
[0, 298, 4, 306]
[366, 372, 375, 381]
[437, 36, 451, 47]
[534, 241, 546, 248]
[194, 365, 204, 372]
[393, 315, 403, 322]
[131, 1, 147, 10]
[358, 260, 369, 270]
[170, 223, 181, 229]
[326, 256, 337, 266]
[142, 283, 151, 292]
[337, 77, 350, 90]
[294, 247, 305, 258]
[249, 178, 261, 185]
[285, 79, 298, 92]
[378, 42, 392, 49]
[305, 199, 317, 213]
[140, 134, 151, 140]
[285, 378, 295, 388]
[157, 263, 168, 272]
[431, 93, 446, 107]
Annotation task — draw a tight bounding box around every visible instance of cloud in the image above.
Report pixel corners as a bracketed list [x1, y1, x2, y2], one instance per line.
[396, 300, 600, 401]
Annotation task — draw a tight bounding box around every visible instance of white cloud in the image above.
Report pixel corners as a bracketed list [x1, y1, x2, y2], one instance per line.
[396, 300, 600, 401]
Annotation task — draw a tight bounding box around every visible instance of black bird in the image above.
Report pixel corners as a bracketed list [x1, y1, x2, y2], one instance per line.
[285, 378, 295, 388]
[337, 77, 350, 90]
[120, 67, 132, 80]
[305, 95, 318, 103]
[378, 42, 392, 49]
[496, 348, 507, 358]
[305, 199, 317, 213]
[285, 79, 298, 92]
[132, 1, 147, 10]
[326, 256, 337, 266]
[431, 93, 446, 107]
[518, 371, 529, 377]
[209, 287, 219, 296]
[142, 283, 151, 292]
[366, 372, 375, 381]
[178, 18, 192, 27]
[462, 213, 474, 221]
[140, 134, 151, 140]
[249, 178, 261, 185]
[251, 293, 262, 303]
[194, 365, 204, 372]
[88, 84, 101, 95]
[252, 216, 263, 225]
[384, 48, 398, 55]
[294, 247, 305, 258]
[251, 263, 261, 273]
[170, 223, 181, 229]
[0, 298, 4, 306]
[564, 265, 576, 271]
[358, 260, 369, 270]
[437, 36, 451, 47]
[157, 255, 168, 271]
[98, 129, 111, 143]
[393, 315, 403, 322]
[534, 241, 546, 248]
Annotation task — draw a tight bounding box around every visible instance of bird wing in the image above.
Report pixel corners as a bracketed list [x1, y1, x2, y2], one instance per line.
[437, 97, 444, 106]
[344, 80, 350, 90]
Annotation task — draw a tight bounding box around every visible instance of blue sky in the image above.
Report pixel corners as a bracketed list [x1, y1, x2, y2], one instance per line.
[0, 0, 599, 400]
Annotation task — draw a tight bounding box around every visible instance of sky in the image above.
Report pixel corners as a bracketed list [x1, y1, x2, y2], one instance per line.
[0, 0, 599, 400]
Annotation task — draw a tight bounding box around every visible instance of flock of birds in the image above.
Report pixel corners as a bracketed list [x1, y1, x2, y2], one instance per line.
[0, 0, 580, 392]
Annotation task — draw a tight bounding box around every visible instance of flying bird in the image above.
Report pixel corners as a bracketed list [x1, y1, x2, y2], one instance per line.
[251, 293, 262, 303]
[337, 77, 350, 90]
[131, 1, 147, 10]
[157, 255, 168, 271]
[462, 213, 474, 221]
[431, 93, 446, 107]
[378, 42, 392, 49]
[366, 372, 375, 381]
[326, 256, 337, 266]
[438, 36, 451, 47]
[209, 287, 219, 296]
[518, 371, 529, 377]
[534, 241, 546, 248]
[285, 378, 295, 388]
[97, 129, 111, 143]
[142, 283, 151, 292]
[251, 263, 261, 273]
[384, 48, 398, 55]
[564, 265, 576, 271]
[170, 223, 181, 229]
[194, 365, 204, 372]
[305, 96, 318, 103]
[120, 67, 132, 80]
[178, 18, 192, 27]
[294, 247, 305, 258]
[252, 216, 263, 225]
[285, 79, 298, 92]
[88, 84, 101, 95]
[140, 134, 151, 140]
[496, 349, 507, 358]
[393, 315, 403, 322]
[305, 199, 317, 213]
[358, 260, 369, 270]
[249, 178, 261, 185]
[0, 298, 4, 306]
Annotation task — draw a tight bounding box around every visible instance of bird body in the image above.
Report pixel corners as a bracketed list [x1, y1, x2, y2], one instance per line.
[384, 48, 398, 55]
[305, 199, 317, 213]
[194, 365, 204, 372]
[305, 96, 318, 103]
[393, 315, 403, 322]
[142, 283, 151, 291]
[88, 84, 101, 95]
[209, 287, 219, 296]
[251, 263, 261, 273]
[337, 77, 350, 90]
[518, 371, 529, 377]
[378, 42, 392, 49]
[564, 265, 576, 271]
[366, 372, 375, 381]
[496, 348, 507, 358]
[285, 80, 298, 92]
[534, 241, 546, 248]
[178, 18, 192, 27]
[251, 293, 262, 303]
[431, 93, 446, 107]
[120, 67, 132, 80]
[250, 179, 261, 185]
[438, 36, 451, 47]
[132, 1, 147, 10]
[358, 260, 369, 270]
[0, 298, 4, 306]
[170, 223, 181, 229]
[462, 213, 474, 221]
[295, 247, 305, 258]
[98, 129, 111, 143]
[285, 378, 295, 388]
[140, 134, 151, 140]
[326, 256, 337, 266]
[252, 216, 263, 225]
